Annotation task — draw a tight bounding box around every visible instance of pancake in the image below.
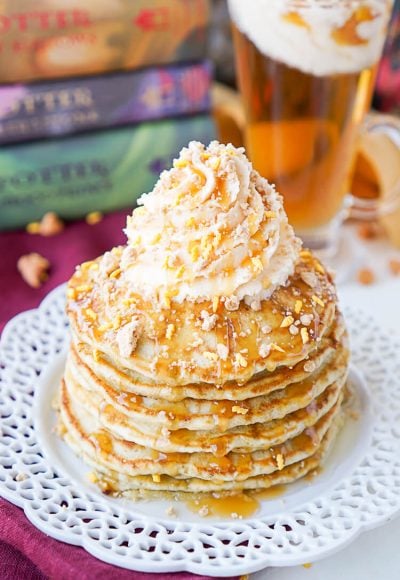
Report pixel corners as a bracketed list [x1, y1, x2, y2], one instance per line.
[65, 340, 348, 432]
[58, 141, 350, 504]
[68, 374, 344, 455]
[60, 410, 343, 495]
[67, 250, 338, 387]
[72, 312, 346, 401]
[60, 375, 343, 484]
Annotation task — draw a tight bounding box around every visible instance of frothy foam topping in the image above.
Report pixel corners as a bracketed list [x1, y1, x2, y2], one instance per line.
[119, 141, 301, 306]
[229, 0, 392, 77]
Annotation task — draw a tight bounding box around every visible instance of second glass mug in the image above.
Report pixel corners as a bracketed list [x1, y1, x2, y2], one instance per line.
[228, 0, 395, 255]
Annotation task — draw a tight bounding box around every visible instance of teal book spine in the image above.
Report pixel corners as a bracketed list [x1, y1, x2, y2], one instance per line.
[0, 115, 216, 230]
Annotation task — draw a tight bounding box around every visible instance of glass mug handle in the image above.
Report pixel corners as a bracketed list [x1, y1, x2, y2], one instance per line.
[349, 113, 400, 221]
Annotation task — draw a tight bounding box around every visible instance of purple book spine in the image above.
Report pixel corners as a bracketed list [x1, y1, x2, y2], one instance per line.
[0, 61, 212, 144]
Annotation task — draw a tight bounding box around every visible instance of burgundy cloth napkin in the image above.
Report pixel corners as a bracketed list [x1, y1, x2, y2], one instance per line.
[0, 213, 238, 580]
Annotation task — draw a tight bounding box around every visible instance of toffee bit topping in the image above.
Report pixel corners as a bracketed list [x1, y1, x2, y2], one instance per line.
[123, 298, 138, 307]
[203, 351, 219, 362]
[152, 474, 161, 483]
[311, 295, 325, 307]
[294, 300, 303, 314]
[151, 233, 162, 245]
[173, 158, 188, 168]
[67, 288, 77, 300]
[99, 251, 119, 277]
[300, 327, 309, 344]
[93, 349, 101, 362]
[210, 157, 220, 171]
[76, 284, 92, 293]
[270, 343, 285, 353]
[109, 268, 122, 279]
[251, 256, 264, 273]
[113, 315, 122, 330]
[276, 453, 285, 471]
[190, 244, 200, 262]
[85, 308, 97, 321]
[212, 296, 220, 313]
[232, 405, 249, 415]
[165, 324, 175, 340]
[315, 262, 325, 274]
[234, 353, 248, 368]
[200, 310, 218, 332]
[280, 315, 294, 328]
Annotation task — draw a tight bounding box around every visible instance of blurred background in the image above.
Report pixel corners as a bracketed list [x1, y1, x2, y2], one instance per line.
[0, 0, 398, 230]
[0, 0, 399, 322]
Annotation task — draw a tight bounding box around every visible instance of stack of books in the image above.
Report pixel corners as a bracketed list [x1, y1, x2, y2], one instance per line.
[0, 0, 215, 230]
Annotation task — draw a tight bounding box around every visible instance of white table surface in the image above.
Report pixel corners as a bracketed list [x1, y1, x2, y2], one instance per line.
[253, 226, 400, 580]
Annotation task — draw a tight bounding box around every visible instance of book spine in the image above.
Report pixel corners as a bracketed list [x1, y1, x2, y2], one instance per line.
[0, 0, 210, 83]
[373, 0, 400, 113]
[0, 62, 213, 144]
[0, 115, 216, 230]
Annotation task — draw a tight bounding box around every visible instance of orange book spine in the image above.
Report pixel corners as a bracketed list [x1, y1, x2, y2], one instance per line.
[0, 0, 210, 83]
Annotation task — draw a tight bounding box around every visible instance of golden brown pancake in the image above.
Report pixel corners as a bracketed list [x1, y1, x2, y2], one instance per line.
[58, 248, 349, 500]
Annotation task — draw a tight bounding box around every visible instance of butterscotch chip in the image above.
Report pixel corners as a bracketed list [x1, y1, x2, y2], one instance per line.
[232, 405, 248, 415]
[86, 211, 103, 225]
[17, 253, 50, 288]
[389, 259, 400, 276]
[357, 268, 375, 285]
[26, 222, 41, 234]
[276, 453, 285, 471]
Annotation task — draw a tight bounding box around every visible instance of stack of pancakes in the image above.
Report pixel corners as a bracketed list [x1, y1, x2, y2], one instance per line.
[59, 248, 349, 498]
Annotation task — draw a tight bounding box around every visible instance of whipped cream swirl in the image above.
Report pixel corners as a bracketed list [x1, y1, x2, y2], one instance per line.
[120, 141, 301, 305]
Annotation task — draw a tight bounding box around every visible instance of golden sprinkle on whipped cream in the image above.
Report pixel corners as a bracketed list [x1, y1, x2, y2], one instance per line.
[119, 141, 301, 306]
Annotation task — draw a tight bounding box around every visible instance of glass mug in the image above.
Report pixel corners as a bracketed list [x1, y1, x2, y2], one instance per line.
[228, 0, 395, 255]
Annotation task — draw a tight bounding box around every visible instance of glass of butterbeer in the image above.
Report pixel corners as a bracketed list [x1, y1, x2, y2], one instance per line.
[228, 0, 394, 254]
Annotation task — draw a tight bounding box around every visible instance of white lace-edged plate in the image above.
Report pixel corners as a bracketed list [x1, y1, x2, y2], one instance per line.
[0, 284, 399, 576]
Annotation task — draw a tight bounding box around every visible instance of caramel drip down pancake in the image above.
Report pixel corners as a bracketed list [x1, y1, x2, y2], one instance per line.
[58, 141, 350, 505]
[59, 249, 349, 497]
